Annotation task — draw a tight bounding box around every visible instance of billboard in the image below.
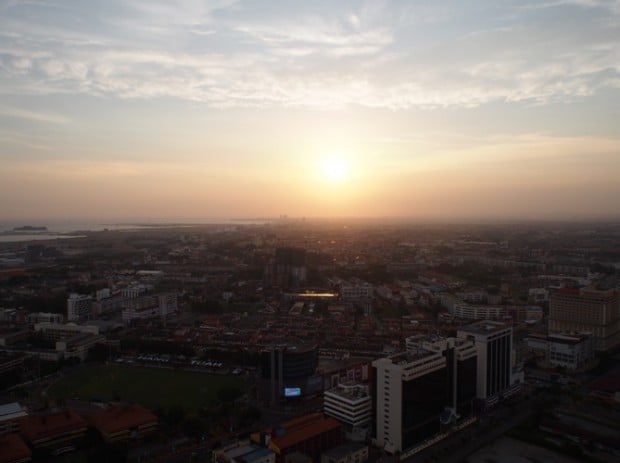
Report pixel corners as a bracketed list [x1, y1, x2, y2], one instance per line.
[284, 387, 301, 397]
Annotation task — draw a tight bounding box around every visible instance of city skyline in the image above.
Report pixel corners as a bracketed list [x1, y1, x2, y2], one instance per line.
[1, 0, 620, 221]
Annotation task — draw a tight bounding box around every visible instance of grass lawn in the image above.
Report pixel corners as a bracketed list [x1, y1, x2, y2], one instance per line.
[47, 364, 243, 412]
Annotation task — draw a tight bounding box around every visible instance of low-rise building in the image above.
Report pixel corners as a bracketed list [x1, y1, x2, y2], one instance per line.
[0, 353, 27, 375]
[0, 433, 31, 463]
[19, 410, 87, 452]
[323, 383, 371, 440]
[215, 440, 276, 463]
[0, 403, 27, 435]
[89, 405, 158, 443]
[33, 323, 99, 341]
[55, 333, 106, 361]
[0, 330, 30, 347]
[527, 332, 595, 370]
[252, 413, 342, 463]
[27, 312, 64, 325]
[121, 293, 178, 323]
[453, 303, 505, 320]
[321, 443, 368, 463]
[284, 453, 312, 463]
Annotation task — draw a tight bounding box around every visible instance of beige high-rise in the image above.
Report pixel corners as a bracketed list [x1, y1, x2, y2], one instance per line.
[549, 287, 620, 351]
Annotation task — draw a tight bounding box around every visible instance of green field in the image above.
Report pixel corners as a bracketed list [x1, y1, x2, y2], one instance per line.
[47, 364, 243, 412]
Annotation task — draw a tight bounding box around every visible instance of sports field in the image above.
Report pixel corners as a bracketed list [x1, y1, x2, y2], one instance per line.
[47, 364, 243, 411]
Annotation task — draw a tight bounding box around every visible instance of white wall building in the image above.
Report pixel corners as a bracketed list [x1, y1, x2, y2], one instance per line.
[121, 284, 148, 299]
[372, 350, 446, 453]
[56, 333, 106, 361]
[340, 283, 374, 300]
[457, 321, 519, 401]
[453, 303, 505, 320]
[527, 332, 595, 370]
[67, 293, 92, 321]
[0, 402, 27, 435]
[324, 383, 372, 429]
[121, 293, 178, 323]
[34, 322, 99, 340]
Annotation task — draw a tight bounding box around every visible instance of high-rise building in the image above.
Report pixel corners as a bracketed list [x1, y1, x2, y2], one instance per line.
[409, 337, 478, 420]
[66, 293, 92, 321]
[457, 320, 517, 402]
[549, 287, 620, 351]
[371, 336, 477, 454]
[265, 247, 307, 288]
[259, 344, 318, 404]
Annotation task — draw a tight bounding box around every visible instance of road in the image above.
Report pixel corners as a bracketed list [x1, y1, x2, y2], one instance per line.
[404, 393, 547, 463]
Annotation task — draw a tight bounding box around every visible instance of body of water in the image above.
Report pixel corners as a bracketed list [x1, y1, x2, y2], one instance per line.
[0, 218, 270, 243]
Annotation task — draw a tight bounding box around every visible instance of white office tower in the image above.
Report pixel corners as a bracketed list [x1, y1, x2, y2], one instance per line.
[372, 349, 446, 454]
[66, 293, 92, 321]
[324, 383, 372, 442]
[457, 320, 520, 404]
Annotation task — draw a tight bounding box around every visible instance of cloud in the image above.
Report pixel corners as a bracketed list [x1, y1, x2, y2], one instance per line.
[0, 105, 70, 124]
[0, 1, 619, 110]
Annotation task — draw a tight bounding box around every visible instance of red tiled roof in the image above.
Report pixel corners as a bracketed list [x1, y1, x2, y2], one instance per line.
[89, 404, 157, 435]
[0, 433, 31, 463]
[271, 417, 341, 451]
[589, 369, 620, 393]
[20, 410, 87, 442]
[279, 412, 324, 432]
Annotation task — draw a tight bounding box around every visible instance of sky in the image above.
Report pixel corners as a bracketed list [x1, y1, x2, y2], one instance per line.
[1, 0, 619, 222]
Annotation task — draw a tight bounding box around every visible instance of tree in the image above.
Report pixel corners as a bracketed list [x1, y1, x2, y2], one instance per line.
[167, 405, 185, 426]
[239, 406, 261, 427]
[191, 299, 223, 314]
[183, 416, 206, 440]
[216, 386, 242, 403]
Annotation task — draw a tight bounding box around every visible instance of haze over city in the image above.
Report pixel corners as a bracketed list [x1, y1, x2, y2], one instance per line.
[1, 0, 620, 222]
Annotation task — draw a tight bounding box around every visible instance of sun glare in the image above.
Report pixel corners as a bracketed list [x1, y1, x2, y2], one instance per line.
[323, 157, 349, 181]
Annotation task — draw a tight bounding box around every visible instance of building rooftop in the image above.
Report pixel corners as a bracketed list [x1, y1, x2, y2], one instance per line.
[89, 404, 157, 435]
[554, 286, 617, 301]
[325, 384, 369, 401]
[589, 367, 620, 393]
[458, 320, 509, 335]
[322, 442, 367, 460]
[0, 402, 27, 422]
[225, 444, 258, 459]
[0, 433, 31, 463]
[547, 332, 592, 344]
[242, 447, 275, 463]
[272, 419, 340, 451]
[20, 410, 87, 442]
[386, 349, 439, 366]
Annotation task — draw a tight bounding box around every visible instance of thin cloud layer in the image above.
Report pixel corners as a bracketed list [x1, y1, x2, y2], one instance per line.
[1, 0, 619, 110]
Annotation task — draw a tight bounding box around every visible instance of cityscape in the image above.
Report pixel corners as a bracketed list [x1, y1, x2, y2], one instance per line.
[1, 1, 620, 462]
[0, 220, 619, 462]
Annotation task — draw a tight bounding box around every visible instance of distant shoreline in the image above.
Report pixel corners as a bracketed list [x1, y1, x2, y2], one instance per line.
[12, 225, 48, 232]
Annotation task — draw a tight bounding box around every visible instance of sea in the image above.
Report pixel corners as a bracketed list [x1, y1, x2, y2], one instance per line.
[0, 218, 269, 243]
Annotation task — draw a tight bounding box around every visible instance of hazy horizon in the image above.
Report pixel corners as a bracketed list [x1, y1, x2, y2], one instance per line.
[1, 1, 619, 221]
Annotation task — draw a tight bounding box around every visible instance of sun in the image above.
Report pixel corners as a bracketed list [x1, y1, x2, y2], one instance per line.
[323, 157, 349, 181]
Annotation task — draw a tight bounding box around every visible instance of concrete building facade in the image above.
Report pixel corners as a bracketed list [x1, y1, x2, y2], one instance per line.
[549, 287, 620, 351]
[457, 321, 517, 402]
[324, 383, 372, 429]
[66, 294, 92, 321]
